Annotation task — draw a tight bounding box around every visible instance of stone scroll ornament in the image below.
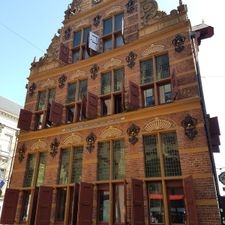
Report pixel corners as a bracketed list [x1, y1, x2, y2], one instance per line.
[172, 34, 186, 53]
[86, 132, 97, 153]
[90, 64, 99, 80]
[58, 74, 67, 89]
[181, 114, 198, 140]
[127, 123, 140, 145]
[126, 0, 135, 14]
[126, 51, 137, 69]
[50, 138, 60, 158]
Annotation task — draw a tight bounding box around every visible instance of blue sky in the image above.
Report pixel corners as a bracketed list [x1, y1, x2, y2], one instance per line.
[0, 0, 225, 193]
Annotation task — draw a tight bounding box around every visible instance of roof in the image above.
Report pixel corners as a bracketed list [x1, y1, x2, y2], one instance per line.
[0, 96, 22, 116]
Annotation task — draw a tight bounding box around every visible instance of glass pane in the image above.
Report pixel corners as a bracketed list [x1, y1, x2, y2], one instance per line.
[168, 188, 186, 224]
[161, 133, 181, 176]
[37, 91, 46, 111]
[102, 98, 111, 116]
[71, 146, 83, 183]
[66, 106, 75, 123]
[56, 188, 67, 221]
[114, 94, 122, 114]
[101, 72, 112, 95]
[35, 113, 44, 130]
[159, 83, 172, 104]
[103, 18, 112, 35]
[97, 142, 110, 180]
[67, 82, 76, 103]
[156, 54, 170, 80]
[83, 27, 90, 43]
[143, 136, 161, 177]
[20, 192, 31, 222]
[141, 60, 153, 84]
[48, 88, 55, 104]
[99, 190, 110, 222]
[58, 149, 70, 184]
[72, 50, 80, 63]
[114, 69, 123, 92]
[78, 80, 88, 101]
[143, 88, 155, 107]
[103, 39, 112, 52]
[113, 140, 125, 179]
[148, 182, 164, 224]
[36, 152, 47, 186]
[115, 35, 124, 48]
[115, 13, 124, 31]
[73, 31, 81, 47]
[114, 185, 125, 223]
[24, 154, 36, 187]
[82, 46, 89, 59]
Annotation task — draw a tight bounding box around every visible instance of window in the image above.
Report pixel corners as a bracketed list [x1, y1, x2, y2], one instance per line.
[72, 27, 91, 63]
[100, 69, 124, 116]
[97, 140, 124, 181]
[5, 134, 13, 152]
[103, 13, 124, 52]
[143, 132, 181, 178]
[66, 80, 87, 123]
[55, 188, 67, 222]
[97, 184, 125, 224]
[35, 88, 56, 130]
[140, 54, 172, 107]
[0, 168, 5, 179]
[20, 191, 31, 222]
[23, 152, 47, 187]
[58, 146, 83, 184]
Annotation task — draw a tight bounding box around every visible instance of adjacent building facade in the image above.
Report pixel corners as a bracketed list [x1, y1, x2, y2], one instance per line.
[0, 0, 222, 225]
[0, 96, 21, 217]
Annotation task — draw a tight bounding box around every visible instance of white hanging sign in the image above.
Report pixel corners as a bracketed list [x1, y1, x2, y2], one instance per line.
[88, 31, 100, 52]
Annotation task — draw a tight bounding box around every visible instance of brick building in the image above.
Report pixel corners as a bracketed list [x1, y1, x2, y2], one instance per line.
[0, 0, 222, 225]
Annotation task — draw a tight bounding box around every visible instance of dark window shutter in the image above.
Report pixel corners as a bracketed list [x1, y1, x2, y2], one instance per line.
[128, 82, 139, 110]
[87, 92, 98, 119]
[59, 43, 69, 64]
[77, 182, 94, 225]
[131, 179, 144, 225]
[30, 188, 39, 225]
[71, 183, 80, 225]
[34, 186, 53, 225]
[183, 176, 198, 225]
[17, 109, 32, 131]
[171, 70, 178, 100]
[209, 117, 221, 152]
[49, 101, 63, 125]
[0, 188, 19, 224]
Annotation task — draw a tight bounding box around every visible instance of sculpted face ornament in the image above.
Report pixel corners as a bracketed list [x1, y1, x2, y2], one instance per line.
[126, 51, 137, 69]
[86, 132, 97, 153]
[181, 114, 198, 140]
[50, 138, 60, 158]
[28, 82, 36, 97]
[126, 0, 135, 14]
[90, 64, 99, 80]
[18, 144, 26, 162]
[58, 74, 67, 89]
[172, 34, 186, 53]
[127, 123, 140, 145]
[64, 27, 71, 40]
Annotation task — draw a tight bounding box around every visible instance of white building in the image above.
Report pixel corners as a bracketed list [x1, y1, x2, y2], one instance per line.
[0, 96, 22, 215]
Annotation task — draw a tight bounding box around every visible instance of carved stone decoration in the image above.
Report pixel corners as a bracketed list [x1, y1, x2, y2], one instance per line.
[181, 115, 198, 140]
[144, 117, 176, 132]
[18, 144, 26, 162]
[126, 0, 135, 13]
[142, 44, 165, 56]
[58, 74, 67, 89]
[0, 123, 4, 133]
[172, 34, 186, 53]
[100, 126, 123, 139]
[127, 123, 140, 145]
[61, 134, 82, 146]
[41, 79, 56, 89]
[140, 0, 166, 26]
[126, 51, 137, 69]
[31, 139, 48, 152]
[50, 138, 60, 158]
[28, 82, 36, 97]
[93, 15, 101, 27]
[103, 58, 122, 70]
[64, 0, 82, 20]
[64, 27, 71, 40]
[70, 70, 87, 81]
[86, 132, 97, 153]
[105, 6, 123, 17]
[90, 64, 99, 80]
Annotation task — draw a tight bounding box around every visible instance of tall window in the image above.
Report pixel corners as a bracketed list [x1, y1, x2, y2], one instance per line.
[35, 88, 56, 130]
[143, 132, 181, 178]
[97, 139, 124, 181]
[58, 146, 83, 184]
[66, 80, 87, 123]
[103, 13, 124, 52]
[100, 68, 124, 116]
[72, 27, 91, 63]
[23, 152, 47, 187]
[140, 54, 172, 107]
